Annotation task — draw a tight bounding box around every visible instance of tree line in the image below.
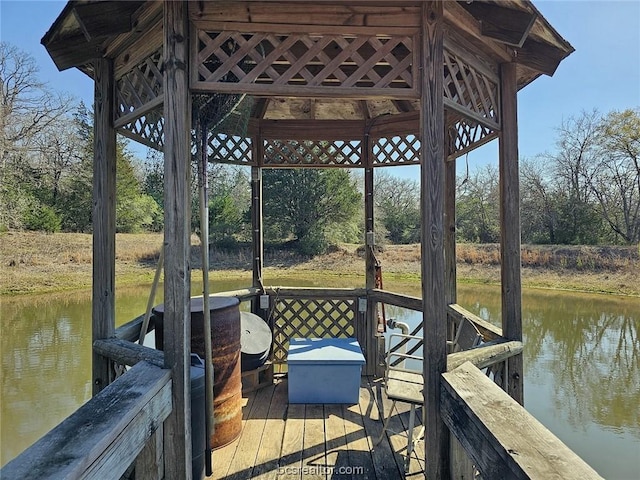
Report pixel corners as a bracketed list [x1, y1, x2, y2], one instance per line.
[2, 43, 638, 254]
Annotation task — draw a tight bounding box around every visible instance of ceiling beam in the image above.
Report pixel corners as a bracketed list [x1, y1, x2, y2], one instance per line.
[461, 2, 537, 48]
[72, 2, 141, 41]
[514, 37, 567, 76]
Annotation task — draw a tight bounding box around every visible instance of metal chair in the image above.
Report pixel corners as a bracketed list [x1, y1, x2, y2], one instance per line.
[375, 318, 483, 472]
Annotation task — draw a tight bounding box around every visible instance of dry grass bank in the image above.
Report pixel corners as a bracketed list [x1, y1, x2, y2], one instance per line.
[0, 232, 638, 296]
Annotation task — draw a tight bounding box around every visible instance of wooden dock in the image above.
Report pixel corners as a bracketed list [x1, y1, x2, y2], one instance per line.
[213, 376, 424, 480]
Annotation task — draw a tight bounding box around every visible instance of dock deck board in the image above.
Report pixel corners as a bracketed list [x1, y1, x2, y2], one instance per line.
[211, 376, 424, 480]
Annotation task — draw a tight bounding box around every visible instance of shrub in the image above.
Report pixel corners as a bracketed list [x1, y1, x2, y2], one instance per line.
[298, 230, 330, 256]
[24, 205, 62, 233]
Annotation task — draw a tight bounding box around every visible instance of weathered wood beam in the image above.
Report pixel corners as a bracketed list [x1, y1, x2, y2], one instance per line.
[460, 2, 537, 48]
[189, 2, 422, 29]
[163, 2, 192, 478]
[367, 110, 419, 137]
[1, 362, 172, 480]
[191, 81, 419, 101]
[264, 286, 367, 299]
[364, 137, 377, 375]
[446, 340, 522, 371]
[369, 289, 422, 312]
[251, 166, 264, 308]
[444, 150, 456, 305]
[447, 303, 503, 340]
[94, 338, 164, 368]
[441, 362, 604, 480]
[72, 2, 139, 41]
[258, 119, 366, 140]
[44, 34, 105, 71]
[420, 2, 448, 478]
[92, 57, 116, 396]
[514, 37, 567, 77]
[499, 62, 523, 405]
[252, 98, 271, 119]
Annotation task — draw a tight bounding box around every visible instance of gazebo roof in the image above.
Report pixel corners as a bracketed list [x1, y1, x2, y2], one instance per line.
[42, 1, 573, 124]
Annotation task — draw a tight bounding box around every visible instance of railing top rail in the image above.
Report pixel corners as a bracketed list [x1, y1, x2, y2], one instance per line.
[265, 286, 367, 298]
[447, 340, 522, 371]
[448, 303, 503, 340]
[1, 361, 172, 480]
[442, 361, 603, 480]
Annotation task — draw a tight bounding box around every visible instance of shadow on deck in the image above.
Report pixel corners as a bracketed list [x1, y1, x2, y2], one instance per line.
[212, 376, 424, 480]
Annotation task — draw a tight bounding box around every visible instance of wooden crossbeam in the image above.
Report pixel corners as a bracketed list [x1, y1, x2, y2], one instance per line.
[460, 2, 537, 48]
[72, 2, 141, 41]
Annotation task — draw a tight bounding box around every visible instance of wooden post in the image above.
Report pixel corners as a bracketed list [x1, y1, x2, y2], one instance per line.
[420, 2, 448, 478]
[163, 2, 192, 478]
[499, 62, 524, 405]
[444, 155, 457, 306]
[92, 57, 116, 396]
[364, 137, 377, 375]
[251, 165, 264, 314]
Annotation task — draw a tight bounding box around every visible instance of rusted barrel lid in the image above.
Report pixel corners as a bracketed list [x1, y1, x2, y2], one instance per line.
[153, 295, 239, 314]
[240, 312, 272, 371]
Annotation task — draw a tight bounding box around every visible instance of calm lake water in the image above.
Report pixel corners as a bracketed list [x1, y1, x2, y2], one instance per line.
[1, 278, 639, 478]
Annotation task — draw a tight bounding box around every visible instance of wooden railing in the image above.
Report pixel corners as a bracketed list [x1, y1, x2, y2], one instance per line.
[442, 361, 603, 479]
[3, 287, 600, 480]
[0, 361, 171, 480]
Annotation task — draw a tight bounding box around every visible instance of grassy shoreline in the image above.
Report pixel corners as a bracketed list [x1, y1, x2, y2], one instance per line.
[1, 232, 638, 297]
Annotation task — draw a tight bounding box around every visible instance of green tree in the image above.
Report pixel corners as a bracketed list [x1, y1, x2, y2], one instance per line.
[374, 172, 420, 244]
[263, 168, 361, 254]
[456, 165, 500, 243]
[0, 42, 73, 230]
[589, 108, 640, 244]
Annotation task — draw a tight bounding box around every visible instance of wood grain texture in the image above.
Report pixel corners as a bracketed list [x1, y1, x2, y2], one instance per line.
[93, 337, 164, 368]
[162, 1, 192, 478]
[419, 2, 448, 478]
[227, 385, 276, 480]
[441, 362, 604, 480]
[369, 289, 422, 312]
[251, 381, 287, 480]
[1, 362, 171, 480]
[251, 166, 264, 294]
[444, 155, 457, 305]
[447, 303, 503, 340]
[499, 62, 524, 405]
[92, 57, 116, 396]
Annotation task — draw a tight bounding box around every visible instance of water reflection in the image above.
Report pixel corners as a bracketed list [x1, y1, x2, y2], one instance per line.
[1, 291, 93, 465]
[521, 296, 639, 435]
[1, 281, 639, 479]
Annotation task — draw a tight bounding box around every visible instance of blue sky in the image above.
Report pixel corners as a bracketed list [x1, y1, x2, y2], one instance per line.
[1, 1, 639, 175]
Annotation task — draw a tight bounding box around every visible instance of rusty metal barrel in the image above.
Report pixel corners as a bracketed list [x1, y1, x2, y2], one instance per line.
[152, 296, 243, 449]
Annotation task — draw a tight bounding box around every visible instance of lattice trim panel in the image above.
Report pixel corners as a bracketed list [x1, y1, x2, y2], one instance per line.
[447, 118, 496, 160]
[117, 109, 164, 151]
[195, 30, 415, 93]
[372, 135, 421, 166]
[208, 134, 253, 165]
[270, 298, 356, 368]
[263, 139, 362, 167]
[443, 47, 499, 130]
[116, 49, 164, 122]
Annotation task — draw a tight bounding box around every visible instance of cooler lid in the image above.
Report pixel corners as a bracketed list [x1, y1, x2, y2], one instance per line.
[287, 338, 365, 365]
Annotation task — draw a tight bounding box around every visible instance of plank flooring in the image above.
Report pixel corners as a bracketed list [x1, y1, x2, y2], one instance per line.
[210, 377, 425, 480]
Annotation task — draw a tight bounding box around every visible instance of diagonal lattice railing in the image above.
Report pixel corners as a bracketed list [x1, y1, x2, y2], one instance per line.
[270, 296, 357, 372]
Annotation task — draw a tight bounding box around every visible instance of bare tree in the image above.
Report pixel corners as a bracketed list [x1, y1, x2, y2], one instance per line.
[0, 42, 74, 228]
[589, 109, 640, 243]
[374, 170, 420, 243]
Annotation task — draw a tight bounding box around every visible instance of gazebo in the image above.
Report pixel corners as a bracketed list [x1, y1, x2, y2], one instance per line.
[7, 2, 607, 480]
